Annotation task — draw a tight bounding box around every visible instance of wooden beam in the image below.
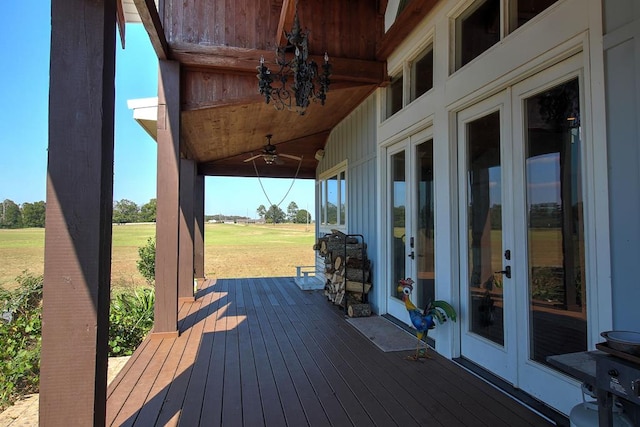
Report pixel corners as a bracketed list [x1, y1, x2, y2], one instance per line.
[376, 0, 439, 60]
[116, 0, 126, 48]
[41, 1, 115, 425]
[133, 0, 170, 60]
[154, 60, 180, 336]
[178, 158, 195, 301]
[276, 0, 296, 46]
[182, 79, 375, 112]
[198, 162, 316, 179]
[379, 0, 389, 15]
[171, 42, 386, 84]
[194, 174, 205, 280]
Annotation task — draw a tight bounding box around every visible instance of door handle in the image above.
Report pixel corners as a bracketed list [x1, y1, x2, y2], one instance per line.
[408, 251, 415, 260]
[494, 266, 511, 279]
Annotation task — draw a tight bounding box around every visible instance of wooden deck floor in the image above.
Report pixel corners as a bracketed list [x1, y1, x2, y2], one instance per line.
[106, 277, 555, 426]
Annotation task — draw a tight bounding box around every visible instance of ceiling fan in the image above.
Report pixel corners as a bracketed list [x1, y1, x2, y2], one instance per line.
[244, 134, 302, 165]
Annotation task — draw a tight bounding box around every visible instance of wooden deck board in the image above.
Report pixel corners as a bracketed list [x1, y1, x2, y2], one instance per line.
[242, 282, 286, 427]
[257, 279, 332, 426]
[106, 277, 555, 427]
[236, 278, 265, 427]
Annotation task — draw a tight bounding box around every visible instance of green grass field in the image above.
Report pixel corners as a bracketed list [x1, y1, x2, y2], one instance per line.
[0, 223, 316, 291]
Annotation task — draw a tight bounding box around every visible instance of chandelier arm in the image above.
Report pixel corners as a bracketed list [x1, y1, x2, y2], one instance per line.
[256, 2, 331, 115]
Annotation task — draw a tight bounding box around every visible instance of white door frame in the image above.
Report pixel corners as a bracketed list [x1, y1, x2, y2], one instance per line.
[457, 90, 518, 385]
[456, 53, 593, 414]
[509, 54, 586, 413]
[381, 127, 434, 323]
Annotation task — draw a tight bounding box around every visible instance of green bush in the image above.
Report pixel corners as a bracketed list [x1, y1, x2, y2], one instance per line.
[108, 288, 155, 356]
[0, 273, 43, 410]
[136, 237, 156, 284]
[0, 272, 154, 410]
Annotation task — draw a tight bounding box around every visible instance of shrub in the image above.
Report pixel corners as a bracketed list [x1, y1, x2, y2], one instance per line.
[108, 288, 155, 356]
[136, 237, 156, 284]
[0, 272, 154, 410]
[0, 273, 43, 410]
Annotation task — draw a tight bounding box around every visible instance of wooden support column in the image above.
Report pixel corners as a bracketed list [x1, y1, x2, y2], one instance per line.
[194, 174, 205, 282]
[154, 60, 180, 337]
[178, 158, 195, 301]
[40, 0, 115, 425]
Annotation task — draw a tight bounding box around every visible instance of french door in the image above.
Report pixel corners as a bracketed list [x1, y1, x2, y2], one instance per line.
[458, 56, 588, 412]
[386, 131, 436, 324]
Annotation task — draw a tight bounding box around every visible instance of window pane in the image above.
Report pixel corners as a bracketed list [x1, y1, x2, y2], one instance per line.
[416, 141, 435, 310]
[320, 180, 326, 224]
[327, 175, 338, 225]
[339, 171, 346, 225]
[391, 151, 406, 298]
[411, 47, 433, 102]
[510, 0, 557, 31]
[525, 78, 586, 366]
[467, 111, 504, 346]
[387, 75, 404, 118]
[456, 0, 500, 70]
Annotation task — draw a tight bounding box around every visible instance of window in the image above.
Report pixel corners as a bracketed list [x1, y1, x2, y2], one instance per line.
[410, 46, 434, 102]
[386, 74, 404, 118]
[455, 0, 501, 70]
[319, 164, 347, 228]
[385, 41, 434, 118]
[454, 0, 559, 71]
[509, 0, 558, 31]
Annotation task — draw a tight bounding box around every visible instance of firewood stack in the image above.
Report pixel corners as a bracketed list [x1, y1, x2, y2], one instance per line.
[313, 230, 372, 316]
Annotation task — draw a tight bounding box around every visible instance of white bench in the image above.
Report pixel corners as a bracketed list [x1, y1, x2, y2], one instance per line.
[294, 266, 324, 290]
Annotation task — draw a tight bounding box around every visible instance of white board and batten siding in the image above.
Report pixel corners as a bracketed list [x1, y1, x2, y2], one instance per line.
[315, 94, 379, 311]
[602, 0, 640, 331]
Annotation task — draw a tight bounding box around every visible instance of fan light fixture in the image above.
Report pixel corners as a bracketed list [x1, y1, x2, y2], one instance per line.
[256, 2, 331, 116]
[244, 134, 303, 165]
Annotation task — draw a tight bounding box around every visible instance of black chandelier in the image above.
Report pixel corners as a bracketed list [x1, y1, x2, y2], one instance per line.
[257, 6, 331, 115]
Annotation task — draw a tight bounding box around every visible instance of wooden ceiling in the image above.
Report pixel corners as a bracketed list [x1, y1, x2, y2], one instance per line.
[129, 0, 439, 178]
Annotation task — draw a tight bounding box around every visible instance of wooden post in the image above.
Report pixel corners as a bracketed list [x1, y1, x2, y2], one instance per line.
[194, 174, 205, 282]
[40, 0, 115, 425]
[154, 60, 180, 337]
[179, 158, 195, 301]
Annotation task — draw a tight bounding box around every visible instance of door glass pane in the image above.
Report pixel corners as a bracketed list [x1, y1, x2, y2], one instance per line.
[391, 151, 406, 299]
[416, 141, 435, 310]
[467, 111, 504, 345]
[455, 0, 501, 70]
[525, 78, 586, 365]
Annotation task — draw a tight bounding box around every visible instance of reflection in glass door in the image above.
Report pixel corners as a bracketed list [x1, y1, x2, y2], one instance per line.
[466, 111, 505, 346]
[524, 78, 586, 365]
[415, 142, 435, 310]
[390, 151, 406, 301]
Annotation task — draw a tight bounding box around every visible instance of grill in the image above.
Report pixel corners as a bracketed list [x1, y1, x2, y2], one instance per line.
[594, 343, 640, 425]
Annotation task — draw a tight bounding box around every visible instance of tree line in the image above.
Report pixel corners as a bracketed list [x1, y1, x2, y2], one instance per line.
[0, 198, 158, 228]
[0, 199, 46, 228]
[112, 199, 157, 224]
[256, 201, 311, 224]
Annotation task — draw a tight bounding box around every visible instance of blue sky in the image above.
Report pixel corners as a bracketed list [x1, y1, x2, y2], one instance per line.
[0, 3, 315, 219]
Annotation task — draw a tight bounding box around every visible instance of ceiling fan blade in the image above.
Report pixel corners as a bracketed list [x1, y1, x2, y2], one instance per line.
[279, 153, 302, 161]
[243, 154, 262, 163]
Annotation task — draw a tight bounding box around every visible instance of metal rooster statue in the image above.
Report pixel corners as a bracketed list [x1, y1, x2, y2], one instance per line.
[397, 278, 457, 361]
